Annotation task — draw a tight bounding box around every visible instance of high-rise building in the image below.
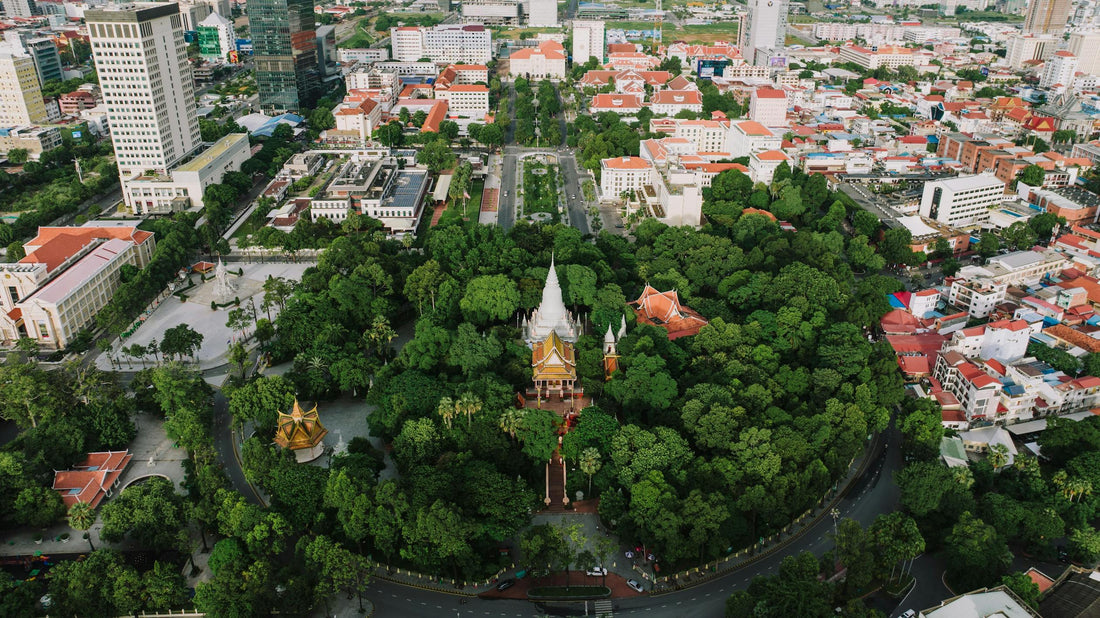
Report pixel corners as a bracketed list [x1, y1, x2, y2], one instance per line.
[0, 52, 47, 126]
[1024, 0, 1071, 34]
[1, 32, 63, 86]
[1040, 50, 1078, 88]
[527, 0, 557, 26]
[249, 0, 320, 113]
[390, 24, 492, 64]
[744, 0, 788, 65]
[3, 0, 38, 18]
[572, 20, 605, 65]
[1068, 32, 1100, 75]
[1005, 34, 1057, 68]
[86, 4, 200, 181]
[197, 11, 235, 62]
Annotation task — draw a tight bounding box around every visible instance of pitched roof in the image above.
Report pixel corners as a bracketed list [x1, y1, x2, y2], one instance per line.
[590, 93, 643, 109]
[602, 156, 652, 170]
[52, 450, 132, 508]
[753, 87, 787, 99]
[532, 330, 577, 380]
[632, 285, 708, 339]
[273, 400, 328, 450]
[650, 90, 703, 105]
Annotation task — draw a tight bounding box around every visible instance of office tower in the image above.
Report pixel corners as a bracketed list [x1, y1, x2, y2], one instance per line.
[197, 11, 235, 62]
[0, 51, 47, 126]
[249, 0, 320, 113]
[1024, 0, 1071, 34]
[572, 20, 605, 65]
[1040, 50, 1078, 88]
[528, 0, 557, 26]
[744, 0, 788, 65]
[2, 32, 63, 86]
[1068, 32, 1100, 75]
[86, 3, 200, 179]
[4, 0, 37, 18]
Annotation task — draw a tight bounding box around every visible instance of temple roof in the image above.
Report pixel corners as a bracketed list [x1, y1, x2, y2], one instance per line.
[632, 285, 708, 339]
[526, 254, 581, 345]
[532, 330, 577, 381]
[274, 400, 328, 451]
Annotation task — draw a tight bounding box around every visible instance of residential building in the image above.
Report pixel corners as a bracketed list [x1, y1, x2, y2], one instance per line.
[0, 126, 60, 159]
[528, 0, 557, 26]
[434, 84, 490, 117]
[649, 118, 732, 154]
[649, 90, 703, 116]
[949, 277, 1008, 318]
[748, 149, 789, 184]
[837, 45, 920, 70]
[435, 64, 489, 87]
[1068, 32, 1100, 76]
[390, 24, 492, 64]
[59, 89, 97, 116]
[954, 249, 1068, 289]
[1041, 51, 1078, 89]
[572, 20, 605, 65]
[4, 0, 37, 18]
[0, 227, 156, 349]
[743, 0, 788, 65]
[2, 33, 63, 87]
[1023, 0, 1070, 34]
[749, 88, 787, 127]
[508, 39, 566, 79]
[919, 174, 1004, 227]
[600, 156, 653, 199]
[197, 11, 235, 62]
[87, 3, 202, 184]
[0, 53, 47, 127]
[249, 0, 319, 113]
[934, 351, 1001, 423]
[1005, 34, 1058, 69]
[728, 120, 780, 158]
[944, 319, 1031, 362]
[322, 98, 381, 146]
[52, 451, 133, 508]
[122, 133, 250, 215]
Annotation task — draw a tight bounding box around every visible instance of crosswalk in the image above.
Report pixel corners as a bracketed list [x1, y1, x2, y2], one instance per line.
[594, 599, 614, 617]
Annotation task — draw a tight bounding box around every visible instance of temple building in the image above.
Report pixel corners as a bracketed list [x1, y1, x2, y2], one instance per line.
[531, 330, 578, 402]
[273, 399, 328, 463]
[632, 285, 708, 339]
[524, 255, 582, 346]
[603, 323, 620, 380]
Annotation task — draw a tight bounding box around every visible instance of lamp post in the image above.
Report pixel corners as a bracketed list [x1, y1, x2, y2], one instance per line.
[830, 508, 840, 542]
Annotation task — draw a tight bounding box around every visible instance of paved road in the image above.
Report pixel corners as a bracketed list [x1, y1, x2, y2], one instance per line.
[500, 148, 518, 229]
[559, 152, 590, 236]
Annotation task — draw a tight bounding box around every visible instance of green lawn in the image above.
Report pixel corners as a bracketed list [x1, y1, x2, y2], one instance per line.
[522, 164, 560, 221]
[464, 179, 485, 220]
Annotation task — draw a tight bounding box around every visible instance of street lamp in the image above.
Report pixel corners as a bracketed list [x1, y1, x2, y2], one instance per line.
[830, 508, 840, 541]
[533, 98, 540, 149]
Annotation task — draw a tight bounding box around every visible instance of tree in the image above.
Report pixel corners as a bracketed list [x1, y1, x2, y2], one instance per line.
[1001, 220, 1038, 251]
[976, 232, 1000, 258]
[228, 375, 296, 432]
[160, 324, 204, 361]
[579, 447, 601, 495]
[478, 122, 505, 150]
[1069, 525, 1100, 563]
[100, 477, 189, 553]
[67, 501, 97, 551]
[376, 121, 404, 147]
[456, 391, 482, 428]
[48, 549, 142, 617]
[416, 139, 457, 173]
[302, 535, 371, 612]
[852, 210, 881, 238]
[459, 274, 520, 325]
[1001, 572, 1041, 609]
[439, 120, 459, 142]
[944, 512, 1011, 592]
[1017, 164, 1045, 187]
[7, 148, 28, 164]
[14, 485, 66, 527]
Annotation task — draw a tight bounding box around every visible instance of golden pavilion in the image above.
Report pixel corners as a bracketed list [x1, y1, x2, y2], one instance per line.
[532, 330, 577, 402]
[273, 399, 328, 463]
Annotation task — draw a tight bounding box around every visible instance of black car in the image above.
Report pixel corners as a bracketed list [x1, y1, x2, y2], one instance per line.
[496, 579, 515, 591]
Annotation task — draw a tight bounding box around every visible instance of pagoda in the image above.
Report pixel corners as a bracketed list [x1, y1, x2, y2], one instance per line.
[524, 255, 581, 346]
[632, 284, 708, 340]
[273, 399, 328, 463]
[531, 330, 578, 402]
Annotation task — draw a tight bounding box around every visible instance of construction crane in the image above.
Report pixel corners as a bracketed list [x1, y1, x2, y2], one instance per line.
[652, 0, 662, 55]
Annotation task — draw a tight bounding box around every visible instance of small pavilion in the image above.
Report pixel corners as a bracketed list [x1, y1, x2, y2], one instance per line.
[273, 400, 329, 463]
[631, 284, 708, 339]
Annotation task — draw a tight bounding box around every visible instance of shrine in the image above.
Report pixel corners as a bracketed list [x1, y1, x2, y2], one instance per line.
[531, 330, 577, 402]
[273, 399, 329, 463]
[631, 285, 708, 339]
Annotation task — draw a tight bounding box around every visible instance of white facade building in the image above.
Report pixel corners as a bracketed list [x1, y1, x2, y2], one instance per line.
[508, 39, 566, 79]
[122, 133, 251, 215]
[748, 88, 788, 127]
[434, 84, 490, 117]
[1040, 51, 1079, 89]
[390, 24, 492, 64]
[527, 0, 557, 26]
[572, 20, 605, 65]
[748, 150, 789, 184]
[86, 3, 201, 185]
[197, 11, 234, 62]
[949, 278, 1008, 318]
[919, 174, 1004, 227]
[600, 156, 653, 198]
[743, 0, 788, 65]
[0, 52, 47, 127]
[728, 120, 781, 158]
[1067, 32, 1100, 76]
[1005, 34, 1057, 69]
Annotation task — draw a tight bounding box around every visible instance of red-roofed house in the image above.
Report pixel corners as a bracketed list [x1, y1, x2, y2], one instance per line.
[631, 285, 708, 339]
[749, 150, 790, 184]
[650, 90, 703, 115]
[600, 156, 654, 197]
[509, 40, 566, 79]
[934, 351, 1001, 421]
[944, 319, 1031, 362]
[53, 450, 133, 508]
[885, 332, 948, 379]
[327, 97, 381, 146]
[590, 93, 643, 115]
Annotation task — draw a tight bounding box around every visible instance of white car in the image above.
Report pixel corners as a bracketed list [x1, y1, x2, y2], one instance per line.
[627, 579, 644, 593]
[586, 567, 607, 577]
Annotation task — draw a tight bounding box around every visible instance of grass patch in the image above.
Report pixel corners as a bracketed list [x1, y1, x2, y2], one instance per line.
[522, 163, 560, 221]
[492, 26, 561, 41]
[465, 179, 485, 220]
[527, 586, 610, 600]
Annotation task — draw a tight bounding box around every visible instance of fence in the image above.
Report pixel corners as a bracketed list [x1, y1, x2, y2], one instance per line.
[372, 563, 513, 596]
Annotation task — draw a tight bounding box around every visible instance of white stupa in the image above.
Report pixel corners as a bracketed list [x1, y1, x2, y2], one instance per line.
[524, 254, 581, 347]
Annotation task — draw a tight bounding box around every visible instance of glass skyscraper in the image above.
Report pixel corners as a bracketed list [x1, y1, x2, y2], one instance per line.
[248, 0, 320, 113]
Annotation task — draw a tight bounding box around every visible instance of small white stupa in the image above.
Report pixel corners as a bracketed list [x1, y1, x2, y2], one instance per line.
[524, 254, 582, 347]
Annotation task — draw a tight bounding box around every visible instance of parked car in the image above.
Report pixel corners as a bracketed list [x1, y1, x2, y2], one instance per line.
[496, 579, 515, 591]
[586, 567, 608, 577]
[627, 579, 644, 593]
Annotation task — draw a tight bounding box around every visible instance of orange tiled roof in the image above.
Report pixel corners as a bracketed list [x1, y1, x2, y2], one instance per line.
[632, 285, 708, 339]
[53, 450, 132, 508]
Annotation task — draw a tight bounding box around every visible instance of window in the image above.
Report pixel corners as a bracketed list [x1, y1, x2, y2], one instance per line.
[37, 322, 49, 338]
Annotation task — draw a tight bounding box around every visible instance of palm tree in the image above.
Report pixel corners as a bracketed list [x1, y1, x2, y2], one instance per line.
[988, 443, 1009, 470]
[67, 502, 96, 551]
[499, 409, 521, 439]
[437, 396, 455, 430]
[578, 447, 601, 495]
[457, 392, 482, 428]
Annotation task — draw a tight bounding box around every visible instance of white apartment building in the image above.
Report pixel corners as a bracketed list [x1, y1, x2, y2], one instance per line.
[728, 120, 781, 158]
[0, 53, 47, 127]
[1005, 34, 1057, 69]
[329, 98, 381, 146]
[1067, 32, 1100, 76]
[934, 351, 1002, 423]
[338, 48, 390, 63]
[837, 45, 920, 70]
[1040, 51, 1078, 89]
[949, 278, 1008, 318]
[122, 133, 250, 215]
[748, 88, 788, 127]
[86, 3, 201, 183]
[434, 84, 490, 117]
[508, 39, 566, 79]
[390, 24, 492, 64]
[919, 174, 1004, 227]
[600, 156, 653, 199]
[945, 319, 1032, 363]
[748, 150, 789, 184]
[743, 0, 788, 65]
[527, 0, 557, 27]
[346, 67, 399, 98]
[572, 20, 605, 65]
[649, 118, 732, 154]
